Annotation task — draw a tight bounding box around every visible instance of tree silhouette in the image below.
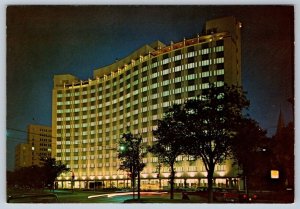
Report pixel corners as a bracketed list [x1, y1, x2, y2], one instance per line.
[118, 132, 145, 200]
[150, 104, 187, 199]
[230, 118, 269, 191]
[183, 85, 249, 202]
[41, 157, 69, 191]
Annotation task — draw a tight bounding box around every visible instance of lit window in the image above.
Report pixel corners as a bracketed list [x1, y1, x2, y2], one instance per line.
[174, 55, 182, 61]
[162, 91, 169, 97]
[175, 88, 181, 94]
[142, 86, 148, 92]
[201, 71, 209, 77]
[174, 77, 182, 83]
[152, 62, 158, 68]
[187, 74, 196, 80]
[202, 83, 210, 89]
[151, 83, 158, 89]
[187, 51, 195, 58]
[163, 80, 169, 86]
[163, 101, 169, 107]
[162, 68, 170, 75]
[216, 81, 224, 87]
[174, 66, 182, 72]
[187, 63, 195, 69]
[152, 72, 158, 78]
[142, 77, 147, 82]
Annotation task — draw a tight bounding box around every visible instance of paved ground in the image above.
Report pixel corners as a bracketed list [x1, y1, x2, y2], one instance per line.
[7, 189, 294, 203]
[55, 190, 187, 203]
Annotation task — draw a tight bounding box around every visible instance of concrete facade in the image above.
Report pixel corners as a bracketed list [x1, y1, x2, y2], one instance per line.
[15, 124, 52, 169]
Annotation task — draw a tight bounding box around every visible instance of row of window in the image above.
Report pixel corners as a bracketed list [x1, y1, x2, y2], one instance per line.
[57, 67, 225, 103]
[57, 82, 224, 114]
[56, 83, 224, 122]
[57, 60, 225, 99]
[56, 157, 225, 173]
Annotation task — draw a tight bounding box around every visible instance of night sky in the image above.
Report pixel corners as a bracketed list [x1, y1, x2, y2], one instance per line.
[6, 5, 294, 171]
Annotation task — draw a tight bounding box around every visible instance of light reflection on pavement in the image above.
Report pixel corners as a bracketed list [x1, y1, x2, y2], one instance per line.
[88, 191, 168, 199]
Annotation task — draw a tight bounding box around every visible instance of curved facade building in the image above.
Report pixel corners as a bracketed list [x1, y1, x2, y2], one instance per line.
[52, 16, 243, 189]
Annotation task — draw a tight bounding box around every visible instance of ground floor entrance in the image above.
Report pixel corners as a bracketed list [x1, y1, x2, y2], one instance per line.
[55, 177, 244, 191]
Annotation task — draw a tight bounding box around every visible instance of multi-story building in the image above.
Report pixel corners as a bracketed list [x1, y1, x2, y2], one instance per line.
[15, 143, 31, 169]
[52, 16, 243, 189]
[28, 124, 53, 166]
[15, 124, 52, 169]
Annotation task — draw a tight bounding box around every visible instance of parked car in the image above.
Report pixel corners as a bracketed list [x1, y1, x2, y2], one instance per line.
[220, 189, 258, 203]
[182, 187, 257, 203]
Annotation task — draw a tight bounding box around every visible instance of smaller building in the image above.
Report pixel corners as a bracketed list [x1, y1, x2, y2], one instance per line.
[15, 124, 52, 169]
[15, 143, 31, 169]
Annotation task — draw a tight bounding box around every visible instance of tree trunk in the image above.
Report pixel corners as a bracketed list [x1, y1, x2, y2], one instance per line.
[137, 170, 141, 200]
[207, 165, 215, 203]
[170, 165, 175, 199]
[131, 172, 135, 199]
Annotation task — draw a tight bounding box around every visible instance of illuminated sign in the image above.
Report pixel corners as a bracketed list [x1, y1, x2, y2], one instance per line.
[271, 170, 279, 179]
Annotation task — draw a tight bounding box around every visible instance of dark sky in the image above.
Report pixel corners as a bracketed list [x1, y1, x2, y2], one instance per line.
[6, 5, 294, 171]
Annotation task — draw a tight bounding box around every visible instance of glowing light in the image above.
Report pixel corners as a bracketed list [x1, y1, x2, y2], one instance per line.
[271, 170, 279, 179]
[188, 172, 197, 177]
[162, 173, 169, 178]
[175, 173, 182, 177]
[217, 171, 226, 177]
[88, 192, 168, 199]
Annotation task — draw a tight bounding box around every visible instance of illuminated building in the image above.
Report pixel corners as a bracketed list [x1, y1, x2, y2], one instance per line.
[15, 124, 52, 169]
[52, 16, 243, 189]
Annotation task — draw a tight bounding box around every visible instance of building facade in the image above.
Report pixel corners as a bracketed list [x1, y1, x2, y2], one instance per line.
[15, 143, 31, 169]
[15, 124, 52, 169]
[52, 16, 243, 190]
